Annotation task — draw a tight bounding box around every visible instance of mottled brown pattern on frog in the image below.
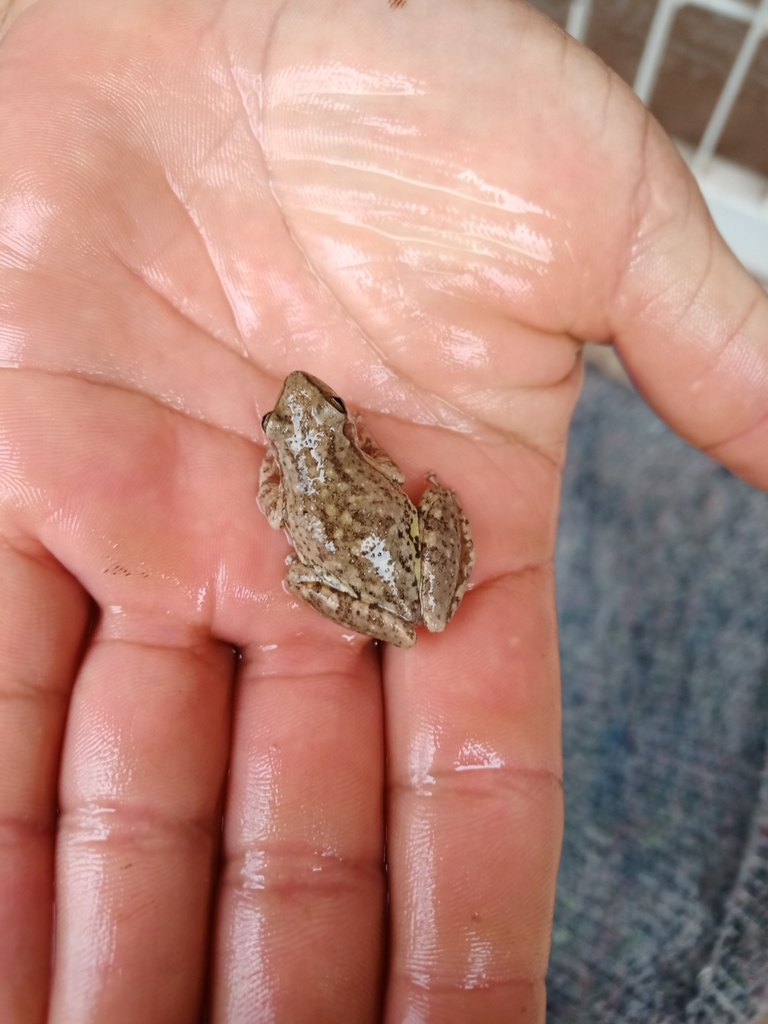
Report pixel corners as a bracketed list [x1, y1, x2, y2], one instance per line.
[259, 371, 474, 647]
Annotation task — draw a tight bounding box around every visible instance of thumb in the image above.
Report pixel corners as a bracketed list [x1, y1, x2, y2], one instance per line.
[608, 116, 768, 489]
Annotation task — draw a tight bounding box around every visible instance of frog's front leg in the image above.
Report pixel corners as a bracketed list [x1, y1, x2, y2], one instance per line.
[257, 446, 284, 529]
[418, 479, 475, 633]
[286, 560, 417, 649]
[347, 413, 406, 485]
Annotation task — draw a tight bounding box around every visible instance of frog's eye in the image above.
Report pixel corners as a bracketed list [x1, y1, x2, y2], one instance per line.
[329, 396, 346, 415]
[261, 412, 271, 432]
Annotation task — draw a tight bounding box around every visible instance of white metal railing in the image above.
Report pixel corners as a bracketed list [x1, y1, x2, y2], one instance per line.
[565, 0, 595, 42]
[563, 0, 768, 284]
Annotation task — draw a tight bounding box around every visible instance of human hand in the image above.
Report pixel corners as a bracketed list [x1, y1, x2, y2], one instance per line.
[1, 1, 766, 1023]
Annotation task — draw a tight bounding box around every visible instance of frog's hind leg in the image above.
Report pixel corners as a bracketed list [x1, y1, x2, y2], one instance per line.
[448, 501, 475, 618]
[418, 479, 475, 633]
[286, 562, 417, 648]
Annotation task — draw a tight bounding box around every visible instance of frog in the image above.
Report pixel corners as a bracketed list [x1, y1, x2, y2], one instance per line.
[258, 371, 475, 648]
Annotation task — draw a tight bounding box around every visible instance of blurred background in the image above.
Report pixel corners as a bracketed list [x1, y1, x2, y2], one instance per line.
[523, 3, 768, 1022]
[532, 0, 768, 287]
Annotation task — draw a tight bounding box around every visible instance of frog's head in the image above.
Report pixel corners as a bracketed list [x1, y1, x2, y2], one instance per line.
[261, 371, 348, 442]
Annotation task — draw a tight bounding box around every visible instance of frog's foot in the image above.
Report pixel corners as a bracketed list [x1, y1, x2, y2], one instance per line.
[257, 446, 284, 529]
[418, 479, 475, 633]
[286, 562, 417, 648]
[346, 412, 406, 485]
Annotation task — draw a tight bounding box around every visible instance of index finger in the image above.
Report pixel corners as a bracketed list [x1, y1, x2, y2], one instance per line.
[0, 545, 90, 1023]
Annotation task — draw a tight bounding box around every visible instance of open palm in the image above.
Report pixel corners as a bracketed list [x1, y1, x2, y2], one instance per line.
[1, 1, 766, 1022]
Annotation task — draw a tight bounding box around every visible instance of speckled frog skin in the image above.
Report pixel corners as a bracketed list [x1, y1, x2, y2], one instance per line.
[258, 371, 475, 648]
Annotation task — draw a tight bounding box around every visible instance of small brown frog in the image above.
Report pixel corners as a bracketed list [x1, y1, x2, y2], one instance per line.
[259, 372, 474, 647]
